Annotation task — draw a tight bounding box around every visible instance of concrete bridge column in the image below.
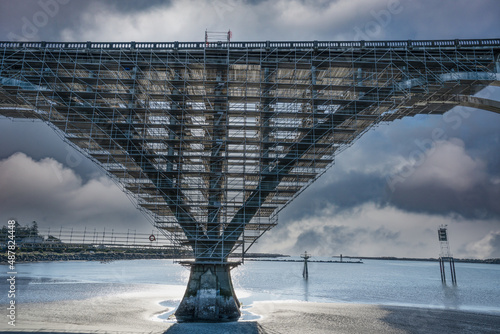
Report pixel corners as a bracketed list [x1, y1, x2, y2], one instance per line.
[175, 262, 241, 322]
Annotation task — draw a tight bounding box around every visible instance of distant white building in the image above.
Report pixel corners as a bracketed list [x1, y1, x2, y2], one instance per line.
[44, 236, 62, 244]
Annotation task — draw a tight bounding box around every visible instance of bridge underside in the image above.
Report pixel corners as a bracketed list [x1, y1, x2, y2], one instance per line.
[1, 38, 499, 321]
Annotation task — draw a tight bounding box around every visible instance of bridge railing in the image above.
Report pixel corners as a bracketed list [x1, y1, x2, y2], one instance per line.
[1, 39, 499, 51]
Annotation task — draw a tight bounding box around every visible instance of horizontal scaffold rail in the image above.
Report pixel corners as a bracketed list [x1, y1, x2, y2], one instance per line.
[1, 38, 500, 51]
[1, 38, 499, 262]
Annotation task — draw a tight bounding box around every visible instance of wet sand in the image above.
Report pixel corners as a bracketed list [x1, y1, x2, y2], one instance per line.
[249, 301, 500, 334]
[2, 290, 499, 333]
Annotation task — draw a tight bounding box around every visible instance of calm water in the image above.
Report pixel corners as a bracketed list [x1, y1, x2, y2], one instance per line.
[1, 258, 499, 314]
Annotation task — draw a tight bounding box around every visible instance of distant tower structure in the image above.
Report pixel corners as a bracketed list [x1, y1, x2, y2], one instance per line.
[301, 251, 311, 279]
[205, 29, 232, 46]
[438, 225, 457, 284]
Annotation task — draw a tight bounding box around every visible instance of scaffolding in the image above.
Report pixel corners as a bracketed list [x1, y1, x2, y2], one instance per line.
[0, 39, 499, 265]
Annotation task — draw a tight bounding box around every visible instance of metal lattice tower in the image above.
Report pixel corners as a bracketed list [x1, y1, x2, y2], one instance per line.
[1, 38, 499, 319]
[438, 224, 457, 284]
[438, 224, 452, 258]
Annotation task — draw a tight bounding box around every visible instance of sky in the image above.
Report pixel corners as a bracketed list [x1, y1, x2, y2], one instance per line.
[0, 0, 500, 259]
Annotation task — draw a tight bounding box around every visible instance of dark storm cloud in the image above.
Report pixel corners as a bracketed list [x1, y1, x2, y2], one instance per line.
[489, 232, 500, 258]
[0, 117, 103, 181]
[314, 172, 387, 209]
[389, 138, 500, 219]
[395, 0, 500, 40]
[347, 0, 500, 40]
[280, 171, 387, 223]
[279, 105, 500, 224]
[294, 226, 359, 254]
[98, 0, 173, 13]
[0, 152, 150, 232]
[292, 225, 400, 255]
[3, 0, 500, 42]
[0, 0, 173, 41]
[385, 107, 500, 219]
[0, 0, 84, 41]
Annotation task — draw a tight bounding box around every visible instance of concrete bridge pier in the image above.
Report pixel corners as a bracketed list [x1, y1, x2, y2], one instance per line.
[175, 262, 241, 322]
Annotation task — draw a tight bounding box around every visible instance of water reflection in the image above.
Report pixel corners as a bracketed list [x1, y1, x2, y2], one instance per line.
[441, 283, 461, 310]
[303, 278, 309, 302]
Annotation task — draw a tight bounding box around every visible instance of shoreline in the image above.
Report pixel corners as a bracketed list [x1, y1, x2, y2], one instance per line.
[0, 251, 170, 264]
[2, 253, 499, 265]
[2, 295, 499, 334]
[0, 251, 287, 265]
[250, 301, 500, 334]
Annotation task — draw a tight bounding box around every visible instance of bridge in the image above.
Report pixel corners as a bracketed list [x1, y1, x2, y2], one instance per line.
[1, 38, 499, 321]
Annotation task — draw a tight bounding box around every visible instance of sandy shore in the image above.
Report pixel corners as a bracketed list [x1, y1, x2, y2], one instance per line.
[1, 289, 499, 334]
[249, 301, 500, 334]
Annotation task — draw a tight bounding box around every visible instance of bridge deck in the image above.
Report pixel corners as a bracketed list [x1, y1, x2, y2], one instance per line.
[1, 38, 499, 261]
[1, 38, 499, 50]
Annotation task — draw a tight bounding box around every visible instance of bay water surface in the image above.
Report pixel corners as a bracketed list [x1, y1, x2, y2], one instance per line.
[1, 258, 499, 315]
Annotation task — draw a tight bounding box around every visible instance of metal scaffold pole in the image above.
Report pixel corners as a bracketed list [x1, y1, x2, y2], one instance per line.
[1, 37, 498, 320]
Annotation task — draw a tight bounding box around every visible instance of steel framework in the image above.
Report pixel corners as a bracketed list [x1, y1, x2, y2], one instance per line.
[1, 38, 499, 319]
[438, 224, 457, 284]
